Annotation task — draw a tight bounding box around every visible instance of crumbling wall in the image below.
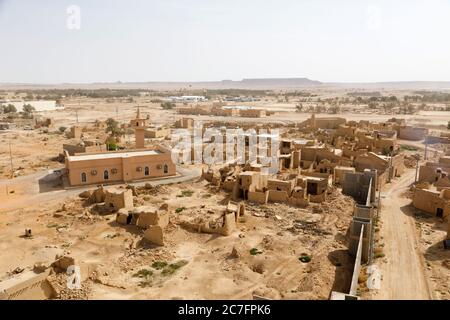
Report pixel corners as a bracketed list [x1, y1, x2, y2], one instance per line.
[267, 190, 289, 202]
[0, 269, 55, 300]
[144, 225, 164, 246]
[309, 192, 326, 203]
[200, 212, 237, 236]
[104, 189, 133, 210]
[418, 165, 449, 183]
[288, 197, 309, 207]
[267, 179, 295, 193]
[248, 191, 268, 204]
[135, 207, 169, 228]
[222, 180, 236, 191]
[412, 188, 450, 218]
[447, 220, 450, 240]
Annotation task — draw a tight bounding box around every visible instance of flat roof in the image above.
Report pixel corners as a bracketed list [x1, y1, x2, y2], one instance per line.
[69, 149, 160, 162]
[304, 176, 326, 181]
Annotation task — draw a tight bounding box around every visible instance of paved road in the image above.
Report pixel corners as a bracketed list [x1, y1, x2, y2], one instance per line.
[0, 166, 202, 213]
[372, 169, 433, 300]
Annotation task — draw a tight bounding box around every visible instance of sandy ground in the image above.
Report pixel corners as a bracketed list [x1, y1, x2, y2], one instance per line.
[370, 169, 433, 300]
[0, 130, 66, 179]
[0, 179, 356, 300]
[0, 94, 448, 300]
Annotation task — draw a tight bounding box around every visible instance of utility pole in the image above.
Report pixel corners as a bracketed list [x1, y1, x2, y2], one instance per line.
[9, 141, 13, 179]
[424, 137, 428, 160]
[116, 106, 119, 119]
[415, 158, 419, 183]
[76, 102, 80, 123]
[377, 177, 381, 220]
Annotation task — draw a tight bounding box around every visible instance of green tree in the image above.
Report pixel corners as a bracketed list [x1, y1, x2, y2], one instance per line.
[23, 104, 35, 114]
[161, 102, 175, 110]
[105, 118, 123, 137]
[107, 141, 118, 151]
[4, 104, 17, 113]
[329, 105, 340, 114]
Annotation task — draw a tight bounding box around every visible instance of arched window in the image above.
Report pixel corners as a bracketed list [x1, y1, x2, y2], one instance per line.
[104, 170, 109, 180]
[81, 172, 87, 183]
[163, 164, 168, 174]
[144, 166, 149, 176]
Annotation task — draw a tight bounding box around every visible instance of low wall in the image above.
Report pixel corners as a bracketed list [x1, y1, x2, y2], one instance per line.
[248, 191, 268, 204]
[0, 269, 54, 300]
[349, 225, 364, 296]
[288, 197, 309, 207]
[267, 190, 288, 202]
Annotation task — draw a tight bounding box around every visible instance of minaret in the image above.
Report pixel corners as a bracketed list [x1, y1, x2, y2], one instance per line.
[132, 106, 147, 149]
[310, 112, 316, 129]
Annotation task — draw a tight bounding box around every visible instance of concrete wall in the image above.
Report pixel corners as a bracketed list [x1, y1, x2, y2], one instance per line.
[426, 135, 450, 144]
[334, 166, 355, 185]
[349, 217, 372, 263]
[342, 170, 377, 205]
[398, 126, 428, 140]
[354, 204, 374, 219]
[349, 225, 364, 296]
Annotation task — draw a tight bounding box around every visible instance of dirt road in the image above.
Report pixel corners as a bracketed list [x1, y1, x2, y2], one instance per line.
[0, 166, 201, 213]
[373, 169, 433, 300]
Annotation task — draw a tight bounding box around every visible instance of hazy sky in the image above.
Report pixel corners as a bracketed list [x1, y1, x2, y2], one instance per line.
[1, 0, 450, 83]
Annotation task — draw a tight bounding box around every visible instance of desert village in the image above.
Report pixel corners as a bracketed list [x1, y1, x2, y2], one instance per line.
[0, 86, 449, 300]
